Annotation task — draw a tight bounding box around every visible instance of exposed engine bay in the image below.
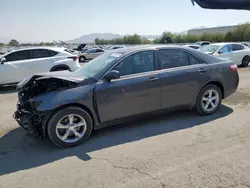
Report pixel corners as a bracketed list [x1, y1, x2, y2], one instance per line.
[13, 73, 83, 137]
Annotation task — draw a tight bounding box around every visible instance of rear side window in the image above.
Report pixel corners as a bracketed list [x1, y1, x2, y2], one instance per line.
[201, 42, 210, 46]
[189, 54, 205, 65]
[156, 49, 189, 69]
[49, 50, 59, 56]
[30, 49, 52, 59]
[88, 49, 96, 53]
[96, 49, 104, 52]
[231, 44, 244, 51]
[189, 46, 200, 50]
[5, 50, 30, 62]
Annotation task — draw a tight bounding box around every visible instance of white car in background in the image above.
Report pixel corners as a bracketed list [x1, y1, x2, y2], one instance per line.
[78, 48, 105, 62]
[200, 43, 250, 67]
[0, 47, 81, 85]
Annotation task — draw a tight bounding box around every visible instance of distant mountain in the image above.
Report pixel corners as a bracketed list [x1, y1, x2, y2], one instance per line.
[66, 33, 123, 44]
[65, 33, 160, 44]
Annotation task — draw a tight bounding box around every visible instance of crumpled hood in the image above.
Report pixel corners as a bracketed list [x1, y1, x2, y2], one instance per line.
[17, 71, 85, 91]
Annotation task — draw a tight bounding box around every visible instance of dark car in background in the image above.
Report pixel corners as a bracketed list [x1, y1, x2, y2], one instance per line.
[14, 46, 239, 148]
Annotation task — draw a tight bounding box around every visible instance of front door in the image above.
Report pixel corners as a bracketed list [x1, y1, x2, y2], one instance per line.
[95, 50, 161, 123]
[155, 49, 210, 109]
[0, 50, 30, 85]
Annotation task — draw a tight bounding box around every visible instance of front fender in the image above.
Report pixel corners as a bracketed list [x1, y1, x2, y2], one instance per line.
[32, 84, 96, 115]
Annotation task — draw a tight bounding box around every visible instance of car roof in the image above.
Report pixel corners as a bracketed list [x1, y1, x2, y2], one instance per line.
[2, 47, 67, 56]
[112, 45, 228, 65]
[113, 45, 193, 54]
[209, 42, 245, 47]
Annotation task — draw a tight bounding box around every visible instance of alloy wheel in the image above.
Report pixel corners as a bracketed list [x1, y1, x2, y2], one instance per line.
[201, 89, 220, 112]
[56, 114, 87, 143]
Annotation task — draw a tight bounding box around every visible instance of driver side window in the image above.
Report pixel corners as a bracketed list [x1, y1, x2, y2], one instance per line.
[113, 51, 154, 77]
[5, 50, 30, 62]
[220, 45, 232, 54]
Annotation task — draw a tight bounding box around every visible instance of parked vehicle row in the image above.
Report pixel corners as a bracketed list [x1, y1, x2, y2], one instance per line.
[13, 45, 239, 148]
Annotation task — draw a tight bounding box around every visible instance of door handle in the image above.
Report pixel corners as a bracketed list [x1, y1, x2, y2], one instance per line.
[148, 77, 159, 82]
[199, 68, 207, 73]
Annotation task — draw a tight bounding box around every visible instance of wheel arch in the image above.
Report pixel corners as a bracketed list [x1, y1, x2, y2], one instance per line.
[50, 64, 71, 72]
[199, 81, 225, 99]
[43, 103, 95, 137]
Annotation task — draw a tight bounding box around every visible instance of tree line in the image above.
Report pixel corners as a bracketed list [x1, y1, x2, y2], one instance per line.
[95, 23, 250, 45]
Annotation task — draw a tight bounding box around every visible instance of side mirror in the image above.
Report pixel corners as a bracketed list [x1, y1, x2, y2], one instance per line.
[103, 70, 120, 82]
[0, 58, 6, 64]
[218, 50, 223, 55]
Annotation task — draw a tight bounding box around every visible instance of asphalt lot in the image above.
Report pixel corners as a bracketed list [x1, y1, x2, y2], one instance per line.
[0, 67, 250, 188]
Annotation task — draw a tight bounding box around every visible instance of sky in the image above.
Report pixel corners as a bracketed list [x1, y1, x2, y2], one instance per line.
[1, 0, 250, 43]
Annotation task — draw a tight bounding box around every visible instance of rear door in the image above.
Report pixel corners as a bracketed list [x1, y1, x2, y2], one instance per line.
[87, 49, 97, 59]
[0, 50, 30, 84]
[155, 49, 210, 109]
[29, 49, 58, 74]
[230, 44, 247, 64]
[95, 50, 162, 123]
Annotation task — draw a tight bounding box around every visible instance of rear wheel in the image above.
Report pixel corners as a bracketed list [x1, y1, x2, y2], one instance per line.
[47, 107, 93, 148]
[79, 56, 86, 63]
[196, 84, 222, 116]
[242, 56, 250, 67]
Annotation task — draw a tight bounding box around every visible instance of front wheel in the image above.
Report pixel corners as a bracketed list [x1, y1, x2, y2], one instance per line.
[47, 106, 93, 148]
[196, 85, 222, 116]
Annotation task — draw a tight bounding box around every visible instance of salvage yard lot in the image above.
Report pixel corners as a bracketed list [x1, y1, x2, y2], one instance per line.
[0, 67, 250, 188]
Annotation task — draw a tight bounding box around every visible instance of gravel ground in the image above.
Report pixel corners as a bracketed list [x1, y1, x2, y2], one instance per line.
[0, 67, 250, 188]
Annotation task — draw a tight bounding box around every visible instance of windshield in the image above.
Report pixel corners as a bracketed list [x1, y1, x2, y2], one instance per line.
[75, 52, 123, 79]
[199, 45, 221, 53]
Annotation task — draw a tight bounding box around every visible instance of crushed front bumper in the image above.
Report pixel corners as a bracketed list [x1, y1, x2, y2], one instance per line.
[13, 103, 43, 137]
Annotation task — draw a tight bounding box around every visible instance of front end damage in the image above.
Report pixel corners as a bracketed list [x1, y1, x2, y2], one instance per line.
[13, 72, 84, 137]
[13, 101, 42, 137]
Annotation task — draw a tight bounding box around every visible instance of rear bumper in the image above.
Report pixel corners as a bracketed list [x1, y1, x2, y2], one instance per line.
[224, 72, 239, 99]
[71, 62, 81, 71]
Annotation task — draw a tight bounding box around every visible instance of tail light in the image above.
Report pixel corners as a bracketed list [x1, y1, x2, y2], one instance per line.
[68, 56, 78, 61]
[229, 64, 238, 72]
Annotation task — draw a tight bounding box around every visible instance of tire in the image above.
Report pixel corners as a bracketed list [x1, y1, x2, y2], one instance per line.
[196, 84, 222, 116]
[47, 106, 93, 148]
[242, 56, 250, 67]
[52, 67, 69, 72]
[79, 56, 86, 63]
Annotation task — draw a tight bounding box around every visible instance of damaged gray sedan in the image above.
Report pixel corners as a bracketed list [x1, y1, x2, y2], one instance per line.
[14, 46, 239, 148]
